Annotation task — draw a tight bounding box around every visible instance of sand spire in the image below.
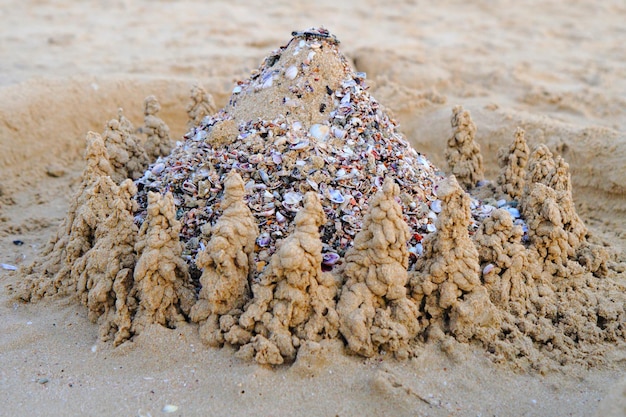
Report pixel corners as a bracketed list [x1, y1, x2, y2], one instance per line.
[445, 105, 485, 190]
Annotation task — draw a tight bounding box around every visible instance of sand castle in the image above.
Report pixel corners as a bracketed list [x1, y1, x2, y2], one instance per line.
[18, 28, 625, 369]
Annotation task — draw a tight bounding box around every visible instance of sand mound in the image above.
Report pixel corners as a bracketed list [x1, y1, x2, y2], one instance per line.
[15, 28, 625, 369]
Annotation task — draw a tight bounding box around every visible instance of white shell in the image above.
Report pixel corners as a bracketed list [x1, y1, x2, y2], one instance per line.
[506, 207, 521, 218]
[151, 162, 165, 175]
[483, 264, 495, 275]
[430, 200, 442, 213]
[332, 127, 346, 139]
[309, 124, 330, 141]
[262, 76, 273, 89]
[285, 65, 298, 80]
[283, 191, 303, 205]
[328, 189, 345, 204]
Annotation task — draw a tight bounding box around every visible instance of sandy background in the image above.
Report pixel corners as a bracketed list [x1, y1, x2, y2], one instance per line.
[1, 1, 625, 416]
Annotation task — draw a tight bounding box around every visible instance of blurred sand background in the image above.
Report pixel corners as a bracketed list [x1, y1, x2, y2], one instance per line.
[1, 1, 625, 416]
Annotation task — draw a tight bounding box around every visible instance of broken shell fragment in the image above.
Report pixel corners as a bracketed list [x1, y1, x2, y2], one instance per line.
[322, 252, 340, 266]
[151, 162, 165, 175]
[328, 189, 345, 204]
[430, 199, 442, 213]
[290, 139, 310, 150]
[257, 232, 271, 247]
[283, 191, 303, 205]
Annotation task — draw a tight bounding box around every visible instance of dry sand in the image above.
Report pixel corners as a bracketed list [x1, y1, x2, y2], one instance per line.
[1, 1, 626, 416]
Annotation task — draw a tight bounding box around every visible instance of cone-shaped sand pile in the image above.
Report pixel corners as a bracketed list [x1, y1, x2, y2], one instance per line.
[133, 27, 442, 280]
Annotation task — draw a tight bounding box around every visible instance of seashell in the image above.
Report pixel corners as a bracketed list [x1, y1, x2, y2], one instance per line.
[475, 204, 495, 217]
[257, 232, 271, 247]
[271, 151, 283, 165]
[151, 162, 165, 175]
[430, 200, 442, 213]
[248, 154, 263, 164]
[506, 207, 521, 219]
[497, 199, 507, 208]
[1, 263, 17, 271]
[237, 163, 254, 172]
[328, 189, 345, 204]
[262, 76, 274, 89]
[309, 124, 330, 141]
[306, 178, 319, 191]
[232, 85, 242, 94]
[259, 169, 270, 184]
[483, 264, 495, 275]
[322, 252, 340, 266]
[260, 208, 275, 217]
[304, 51, 316, 65]
[409, 243, 423, 257]
[290, 139, 310, 150]
[244, 180, 256, 191]
[182, 180, 197, 195]
[285, 65, 298, 80]
[426, 223, 437, 233]
[276, 211, 286, 224]
[283, 191, 303, 205]
[292, 121, 303, 131]
[194, 130, 207, 141]
[332, 127, 346, 139]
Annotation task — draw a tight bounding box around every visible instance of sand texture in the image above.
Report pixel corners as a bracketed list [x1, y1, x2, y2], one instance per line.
[1, 1, 626, 416]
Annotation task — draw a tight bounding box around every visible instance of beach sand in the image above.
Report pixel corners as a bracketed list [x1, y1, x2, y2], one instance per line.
[1, 1, 625, 416]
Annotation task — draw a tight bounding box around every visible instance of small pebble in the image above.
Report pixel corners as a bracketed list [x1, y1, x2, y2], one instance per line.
[162, 404, 178, 413]
[37, 378, 49, 385]
[45, 164, 66, 178]
[12, 240, 24, 246]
